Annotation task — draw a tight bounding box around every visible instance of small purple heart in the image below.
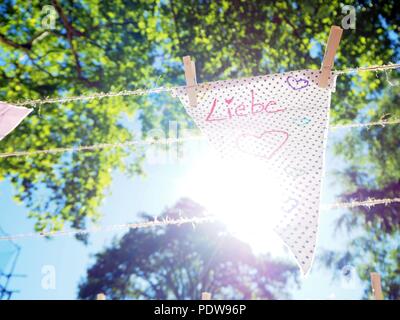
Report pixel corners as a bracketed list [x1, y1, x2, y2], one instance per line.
[286, 76, 309, 90]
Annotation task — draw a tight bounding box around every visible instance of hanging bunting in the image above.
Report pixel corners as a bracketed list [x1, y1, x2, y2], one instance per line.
[174, 70, 337, 275]
[0, 102, 32, 141]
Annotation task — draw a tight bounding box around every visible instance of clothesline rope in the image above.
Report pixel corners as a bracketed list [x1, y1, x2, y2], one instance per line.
[330, 117, 400, 130]
[1, 115, 399, 159]
[323, 197, 400, 209]
[10, 63, 400, 108]
[334, 63, 400, 75]
[0, 196, 399, 241]
[0, 216, 216, 241]
[0, 136, 204, 159]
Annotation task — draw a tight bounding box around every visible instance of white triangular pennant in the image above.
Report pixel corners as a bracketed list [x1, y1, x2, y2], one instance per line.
[0, 102, 32, 141]
[174, 70, 336, 275]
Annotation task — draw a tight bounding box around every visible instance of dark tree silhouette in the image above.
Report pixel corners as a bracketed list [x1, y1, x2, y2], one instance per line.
[78, 198, 298, 300]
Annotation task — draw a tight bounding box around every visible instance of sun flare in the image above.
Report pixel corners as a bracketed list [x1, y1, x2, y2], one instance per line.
[178, 150, 287, 255]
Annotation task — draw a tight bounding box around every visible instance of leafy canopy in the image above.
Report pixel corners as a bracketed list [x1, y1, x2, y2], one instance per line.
[0, 2, 399, 289]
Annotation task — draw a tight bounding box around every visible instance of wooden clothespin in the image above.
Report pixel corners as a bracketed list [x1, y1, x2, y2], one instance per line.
[201, 292, 211, 300]
[318, 26, 343, 88]
[182, 56, 198, 107]
[370, 272, 384, 300]
[96, 293, 106, 300]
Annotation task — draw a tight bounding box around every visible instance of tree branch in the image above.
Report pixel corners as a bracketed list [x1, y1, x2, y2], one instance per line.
[51, 0, 101, 88]
[0, 30, 48, 52]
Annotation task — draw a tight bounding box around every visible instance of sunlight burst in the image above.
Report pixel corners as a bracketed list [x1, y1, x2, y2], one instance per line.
[178, 151, 287, 256]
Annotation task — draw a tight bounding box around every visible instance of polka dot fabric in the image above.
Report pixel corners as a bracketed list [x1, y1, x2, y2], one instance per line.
[173, 70, 336, 275]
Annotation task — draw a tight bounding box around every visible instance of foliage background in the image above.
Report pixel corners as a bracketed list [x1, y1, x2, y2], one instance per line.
[0, 0, 398, 299]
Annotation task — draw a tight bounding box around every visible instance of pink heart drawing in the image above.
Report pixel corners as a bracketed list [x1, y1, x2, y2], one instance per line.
[236, 130, 289, 160]
[286, 76, 309, 90]
[225, 97, 234, 104]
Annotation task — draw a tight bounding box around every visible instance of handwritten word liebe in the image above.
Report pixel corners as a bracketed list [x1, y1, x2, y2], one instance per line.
[205, 90, 285, 122]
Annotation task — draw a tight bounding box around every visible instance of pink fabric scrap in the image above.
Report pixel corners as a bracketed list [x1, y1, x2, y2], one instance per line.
[0, 102, 32, 141]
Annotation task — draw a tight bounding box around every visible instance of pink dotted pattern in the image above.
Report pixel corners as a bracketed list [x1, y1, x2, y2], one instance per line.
[173, 70, 336, 275]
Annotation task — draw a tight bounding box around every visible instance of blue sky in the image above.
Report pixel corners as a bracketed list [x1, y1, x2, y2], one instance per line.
[0, 128, 366, 300]
[1, 0, 398, 301]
